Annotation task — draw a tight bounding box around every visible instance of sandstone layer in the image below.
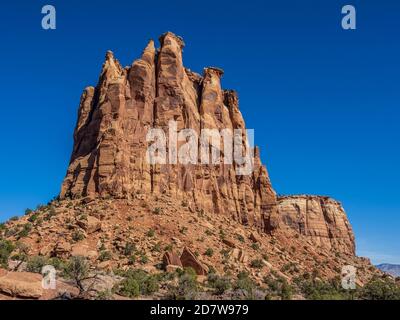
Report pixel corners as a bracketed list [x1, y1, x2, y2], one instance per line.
[60, 32, 355, 255]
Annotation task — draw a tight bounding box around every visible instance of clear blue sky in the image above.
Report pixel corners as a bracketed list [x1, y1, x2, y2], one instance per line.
[0, 0, 399, 265]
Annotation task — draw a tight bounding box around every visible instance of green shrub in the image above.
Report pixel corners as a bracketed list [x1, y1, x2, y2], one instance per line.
[139, 254, 148, 264]
[146, 229, 155, 237]
[117, 269, 160, 297]
[207, 273, 231, 294]
[250, 259, 263, 269]
[24, 209, 33, 215]
[119, 277, 140, 297]
[234, 271, 256, 299]
[18, 223, 32, 238]
[0, 240, 15, 267]
[72, 230, 85, 242]
[251, 243, 260, 251]
[128, 255, 136, 265]
[28, 214, 39, 223]
[205, 248, 214, 257]
[123, 242, 136, 256]
[237, 234, 245, 242]
[9, 216, 19, 222]
[297, 278, 349, 300]
[171, 268, 198, 300]
[152, 242, 161, 253]
[153, 207, 162, 215]
[26, 256, 48, 273]
[62, 256, 90, 293]
[359, 277, 400, 300]
[99, 250, 112, 262]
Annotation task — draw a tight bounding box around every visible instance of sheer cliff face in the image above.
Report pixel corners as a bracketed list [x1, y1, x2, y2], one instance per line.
[276, 196, 355, 255]
[60, 32, 355, 255]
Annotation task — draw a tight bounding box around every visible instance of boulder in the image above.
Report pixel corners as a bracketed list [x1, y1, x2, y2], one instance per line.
[0, 271, 43, 299]
[180, 247, 209, 275]
[162, 251, 182, 268]
[222, 238, 236, 248]
[77, 216, 101, 234]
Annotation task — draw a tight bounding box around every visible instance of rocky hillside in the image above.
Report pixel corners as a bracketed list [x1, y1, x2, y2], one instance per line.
[0, 32, 390, 300]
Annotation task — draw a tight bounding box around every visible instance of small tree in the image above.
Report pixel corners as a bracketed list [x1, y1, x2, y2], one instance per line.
[63, 256, 93, 295]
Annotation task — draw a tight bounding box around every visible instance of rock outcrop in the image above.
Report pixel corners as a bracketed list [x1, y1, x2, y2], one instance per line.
[59, 32, 355, 255]
[276, 195, 355, 255]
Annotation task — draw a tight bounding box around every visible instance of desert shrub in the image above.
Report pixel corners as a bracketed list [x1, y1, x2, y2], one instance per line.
[146, 229, 155, 237]
[62, 256, 90, 293]
[24, 209, 33, 215]
[139, 254, 148, 264]
[44, 206, 57, 221]
[236, 234, 245, 243]
[152, 242, 161, 253]
[234, 271, 256, 299]
[123, 242, 136, 256]
[250, 259, 263, 269]
[153, 207, 162, 215]
[170, 268, 198, 300]
[207, 273, 232, 295]
[128, 255, 136, 265]
[5, 226, 19, 237]
[28, 213, 39, 223]
[205, 248, 214, 257]
[95, 289, 113, 300]
[99, 250, 112, 262]
[47, 257, 64, 270]
[9, 216, 19, 222]
[297, 278, 349, 300]
[118, 277, 140, 297]
[0, 240, 15, 267]
[359, 277, 400, 300]
[251, 243, 260, 251]
[26, 256, 48, 273]
[72, 230, 85, 242]
[18, 223, 32, 238]
[117, 269, 160, 297]
[205, 229, 213, 236]
[279, 279, 293, 300]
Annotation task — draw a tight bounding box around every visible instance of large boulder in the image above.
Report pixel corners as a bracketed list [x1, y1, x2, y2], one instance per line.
[162, 251, 182, 268]
[0, 270, 43, 299]
[180, 247, 209, 275]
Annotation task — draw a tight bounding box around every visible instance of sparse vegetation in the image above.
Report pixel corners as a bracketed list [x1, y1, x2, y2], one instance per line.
[123, 242, 136, 256]
[0, 240, 15, 267]
[26, 255, 48, 273]
[250, 259, 263, 269]
[146, 228, 155, 237]
[99, 250, 112, 262]
[169, 267, 198, 300]
[18, 223, 32, 238]
[72, 230, 85, 242]
[116, 269, 160, 298]
[207, 273, 231, 295]
[205, 248, 214, 257]
[234, 271, 256, 299]
[62, 256, 92, 294]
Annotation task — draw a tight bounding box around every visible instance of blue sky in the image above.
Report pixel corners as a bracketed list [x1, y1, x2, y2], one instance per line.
[0, 0, 399, 264]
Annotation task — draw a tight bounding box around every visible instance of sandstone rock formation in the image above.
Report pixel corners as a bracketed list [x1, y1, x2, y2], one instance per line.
[59, 32, 355, 255]
[276, 196, 355, 255]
